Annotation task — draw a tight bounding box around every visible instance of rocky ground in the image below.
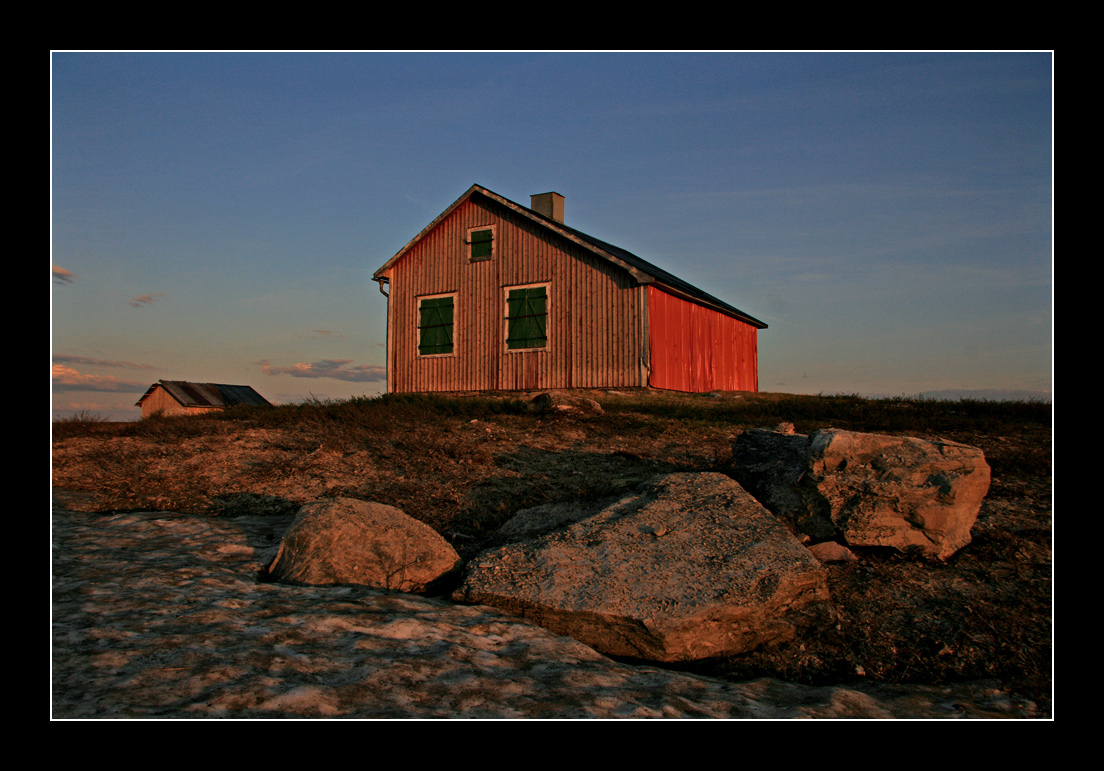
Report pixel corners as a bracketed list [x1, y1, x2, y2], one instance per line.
[52, 503, 1042, 719]
[51, 391, 1053, 719]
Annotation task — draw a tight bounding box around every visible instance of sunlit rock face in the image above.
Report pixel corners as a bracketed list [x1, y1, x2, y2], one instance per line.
[268, 497, 462, 593]
[731, 428, 991, 560]
[454, 472, 831, 663]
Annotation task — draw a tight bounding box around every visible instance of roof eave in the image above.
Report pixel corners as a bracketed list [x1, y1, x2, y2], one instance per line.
[649, 282, 768, 328]
[373, 184, 654, 284]
[475, 188, 656, 285]
[135, 380, 270, 409]
[373, 184, 768, 329]
[373, 184, 485, 280]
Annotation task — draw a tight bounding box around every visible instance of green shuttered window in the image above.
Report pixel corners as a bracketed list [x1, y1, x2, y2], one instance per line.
[506, 286, 548, 350]
[418, 295, 454, 356]
[470, 228, 493, 261]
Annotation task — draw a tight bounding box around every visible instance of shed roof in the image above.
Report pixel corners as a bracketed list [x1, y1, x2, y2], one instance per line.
[373, 184, 767, 329]
[136, 380, 272, 408]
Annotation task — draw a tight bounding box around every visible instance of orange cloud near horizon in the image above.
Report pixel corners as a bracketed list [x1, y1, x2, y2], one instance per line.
[52, 364, 149, 393]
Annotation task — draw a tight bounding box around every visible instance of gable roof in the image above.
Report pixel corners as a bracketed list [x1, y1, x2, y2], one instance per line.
[373, 184, 767, 329]
[136, 380, 271, 409]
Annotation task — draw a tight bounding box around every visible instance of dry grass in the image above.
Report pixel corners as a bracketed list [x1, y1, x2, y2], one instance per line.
[51, 389, 1053, 712]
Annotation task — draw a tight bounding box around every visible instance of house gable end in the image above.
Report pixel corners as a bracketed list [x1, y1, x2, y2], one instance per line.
[378, 191, 649, 393]
[374, 185, 766, 330]
[374, 185, 648, 286]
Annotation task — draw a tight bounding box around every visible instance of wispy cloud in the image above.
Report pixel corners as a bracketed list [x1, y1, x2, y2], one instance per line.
[53, 266, 75, 284]
[259, 359, 386, 383]
[53, 354, 157, 370]
[129, 292, 165, 308]
[52, 364, 150, 393]
[295, 329, 347, 340]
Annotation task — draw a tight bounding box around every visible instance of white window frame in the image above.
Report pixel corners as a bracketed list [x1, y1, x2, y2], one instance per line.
[466, 224, 496, 263]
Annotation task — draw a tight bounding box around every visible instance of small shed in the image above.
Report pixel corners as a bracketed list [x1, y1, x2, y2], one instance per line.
[372, 184, 767, 394]
[135, 380, 271, 418]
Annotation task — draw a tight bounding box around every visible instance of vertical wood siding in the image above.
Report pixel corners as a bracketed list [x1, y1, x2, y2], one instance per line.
[384, 197, 648, 393]
[139, 388, 220, 418]
[646, 285, 759, 392]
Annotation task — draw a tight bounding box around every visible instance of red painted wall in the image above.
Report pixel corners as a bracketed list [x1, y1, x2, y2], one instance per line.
[647, 285, 759, 392]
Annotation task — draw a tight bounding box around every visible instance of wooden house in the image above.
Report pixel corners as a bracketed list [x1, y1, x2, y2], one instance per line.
[372, 184, 766, 394]
[136, 380, 271, 418]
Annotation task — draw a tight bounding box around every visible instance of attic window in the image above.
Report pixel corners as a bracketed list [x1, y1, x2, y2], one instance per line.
[468, 226, 494, 262]
[418, 294, 455, 356]
[505, 285, 548, 350]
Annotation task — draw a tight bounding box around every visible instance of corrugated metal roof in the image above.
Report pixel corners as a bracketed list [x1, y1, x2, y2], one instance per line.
[135, 381, 272, 408]
[373, 184, 767, 329]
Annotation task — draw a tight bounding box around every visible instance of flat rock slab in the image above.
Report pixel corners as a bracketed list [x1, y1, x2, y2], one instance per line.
[731, 428, 991, 559]
[453, 472, 830, 663]
[267, 497, 461, 593]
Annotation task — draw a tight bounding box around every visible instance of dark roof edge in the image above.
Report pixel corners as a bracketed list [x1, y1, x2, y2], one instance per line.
[374, 184, 767, 329]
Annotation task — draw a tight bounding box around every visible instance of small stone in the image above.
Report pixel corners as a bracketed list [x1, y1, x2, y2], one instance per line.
[807, 541, 858, 563]
[526, 391, 604, 416]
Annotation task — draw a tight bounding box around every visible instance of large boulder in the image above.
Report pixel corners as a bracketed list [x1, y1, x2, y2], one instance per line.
[267, 498, 462, 593]
[731, 428, 991, 560]
[452, 472, 831, 663]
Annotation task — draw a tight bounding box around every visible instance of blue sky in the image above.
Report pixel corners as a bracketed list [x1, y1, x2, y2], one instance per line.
[51, 51, 1053, 419]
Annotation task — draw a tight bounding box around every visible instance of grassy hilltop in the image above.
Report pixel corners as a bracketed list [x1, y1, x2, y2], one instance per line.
[52, 389, 1053, 710]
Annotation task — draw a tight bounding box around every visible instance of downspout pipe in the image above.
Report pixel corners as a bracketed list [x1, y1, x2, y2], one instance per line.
[373, 276, 392, 393]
